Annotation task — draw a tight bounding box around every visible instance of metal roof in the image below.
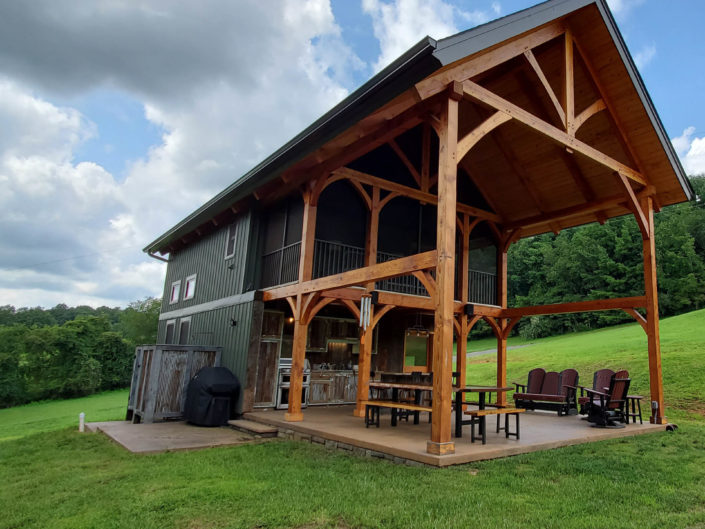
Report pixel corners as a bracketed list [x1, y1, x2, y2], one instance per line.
[144, 0, 692, 255]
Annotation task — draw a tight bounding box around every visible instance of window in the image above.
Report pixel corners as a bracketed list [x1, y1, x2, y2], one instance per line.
[165, 320, 176, 344]
[183, 274, 197, 300]
[403, 330, 432, 373]
[178, 317, 191, 345]
[224, 222, 237, 258]
[169, 281, 181, 304]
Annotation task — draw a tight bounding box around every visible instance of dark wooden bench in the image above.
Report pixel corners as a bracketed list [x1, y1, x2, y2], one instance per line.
[513, 368, 579, 416]
[362, 400, 432, 428]
[465, 407, 526, 444]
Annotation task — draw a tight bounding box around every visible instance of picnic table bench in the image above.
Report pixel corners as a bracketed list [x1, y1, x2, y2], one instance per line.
[465, 407, 526, 444]
[362, 399, 433, 428]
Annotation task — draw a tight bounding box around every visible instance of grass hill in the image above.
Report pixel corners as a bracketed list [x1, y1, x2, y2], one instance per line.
[463, 308, 705, 421]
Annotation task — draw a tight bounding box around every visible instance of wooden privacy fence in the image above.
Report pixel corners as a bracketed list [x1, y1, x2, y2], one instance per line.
[127, 344, 223, 423]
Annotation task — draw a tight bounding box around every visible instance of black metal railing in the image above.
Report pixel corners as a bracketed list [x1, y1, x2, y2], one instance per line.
[260, 242, 301, 288]
[376, 250, 428, 296]
[312, 239, 364, 279]
[260, 239, 497, 305]
[469, 269, 497, 305]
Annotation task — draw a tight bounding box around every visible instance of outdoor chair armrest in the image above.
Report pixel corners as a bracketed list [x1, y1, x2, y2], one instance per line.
[513, 382, 526, 392]
[584, 388, 609, 398]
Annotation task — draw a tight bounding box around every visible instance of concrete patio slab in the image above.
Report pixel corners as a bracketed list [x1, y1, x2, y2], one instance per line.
[87, 420, 256, 453]
[245, 405, 666, 467]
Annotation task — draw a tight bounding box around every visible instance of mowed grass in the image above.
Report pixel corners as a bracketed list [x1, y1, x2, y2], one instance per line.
[465, 308, 705, 422]
[2, 309, 705, 528]
[0, 389, 129, 442]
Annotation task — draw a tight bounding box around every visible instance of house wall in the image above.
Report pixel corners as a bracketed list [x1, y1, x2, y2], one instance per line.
[156, 209, 265, 414]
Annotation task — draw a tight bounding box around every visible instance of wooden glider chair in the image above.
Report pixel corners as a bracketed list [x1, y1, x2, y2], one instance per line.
[513, 368, 579, 416]
[573, 369, 615, 415]
[584, 370, 630, 428]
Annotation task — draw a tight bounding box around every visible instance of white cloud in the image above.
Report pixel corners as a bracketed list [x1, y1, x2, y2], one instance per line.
[0, 0, 363, 308]
[633, 44, 656, 70]
[362, 0, 497, 73]
[672, 127, 705, 176]
[606, 0, 646, 18]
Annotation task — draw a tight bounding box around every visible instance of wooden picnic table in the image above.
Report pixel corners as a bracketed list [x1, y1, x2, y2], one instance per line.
[454, 385, 513, 438]
[368, 381, 433, 426]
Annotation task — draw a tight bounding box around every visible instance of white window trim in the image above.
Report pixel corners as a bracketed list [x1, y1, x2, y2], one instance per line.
[169, 280, 181, 305]
[178, 316, 192, 345]
[183, 274, 197, 301]
[165, 319, 176, 344]
[224, 222, 237, 259]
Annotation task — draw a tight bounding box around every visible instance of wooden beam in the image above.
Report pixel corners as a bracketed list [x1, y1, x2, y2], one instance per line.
[523, 49, 566, 127]
[263, 250, 437, 300]
[415, 21, 565, 100]
[622, 308, 647, 332]
[615, 172, 649, 239]
[514, 69, 596, 203]
[389, 139, 422, 188]
[457, 111, 512, 161]
[462, 80, 648, 186]
[333, 166, 502, 223]
[504, 192, 636, 231]
[563, 29, 575, 134]
[503, 296, 646, 318]
[412, 270, 437, 298]
[340, 299, 361, 320]
[365, 187, 381, 290]
[573, 99, 607, 134]
[571, 37, 648, 179]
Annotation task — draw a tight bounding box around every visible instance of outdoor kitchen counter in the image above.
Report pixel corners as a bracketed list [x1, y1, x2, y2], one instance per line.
[309, 370, 357, 405]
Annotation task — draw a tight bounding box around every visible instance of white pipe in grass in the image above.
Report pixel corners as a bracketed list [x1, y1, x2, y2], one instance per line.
[79, 412, 85, 433]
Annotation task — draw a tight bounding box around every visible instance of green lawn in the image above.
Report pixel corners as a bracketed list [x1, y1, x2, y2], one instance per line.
[2, 309, 705, 529]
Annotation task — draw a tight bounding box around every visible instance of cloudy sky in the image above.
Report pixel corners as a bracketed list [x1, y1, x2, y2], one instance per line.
[1, 0, 703, 309]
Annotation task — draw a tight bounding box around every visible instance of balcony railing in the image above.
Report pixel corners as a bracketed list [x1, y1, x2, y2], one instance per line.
[261, 241, 301, 288]
[260, 239, 498, 305]
[469, 269, 497, 306]
[312, 239, 364, 279]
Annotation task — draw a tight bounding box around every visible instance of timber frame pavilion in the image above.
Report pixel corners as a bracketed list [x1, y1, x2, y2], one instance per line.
[147, 0, 693, 456]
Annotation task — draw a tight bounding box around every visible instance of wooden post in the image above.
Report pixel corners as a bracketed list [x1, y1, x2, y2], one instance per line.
[354, 310, 374, 417]
[457, 214, 471, 388]
[641, 197, 666, 424]
[365, 187, 381, 290]
[299, 189, 318, 282]
[496, 244, 508, 406]
[286, 295, 306, 422]
[428, 85, 461, 456]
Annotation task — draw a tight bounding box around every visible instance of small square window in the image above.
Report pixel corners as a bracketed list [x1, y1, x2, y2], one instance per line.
[169, 281, 181, 304]
[183, 274, 197, 300]
[225, 223, 237, 258]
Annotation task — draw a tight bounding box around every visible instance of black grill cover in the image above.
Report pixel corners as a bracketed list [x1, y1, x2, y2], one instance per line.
[184, 366, 240, 426]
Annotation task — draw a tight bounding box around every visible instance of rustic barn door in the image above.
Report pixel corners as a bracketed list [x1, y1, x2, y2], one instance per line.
[253, 311, 283, 407]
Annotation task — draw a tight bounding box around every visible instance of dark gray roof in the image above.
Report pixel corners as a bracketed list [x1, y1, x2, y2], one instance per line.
[145, 0, 692, 255]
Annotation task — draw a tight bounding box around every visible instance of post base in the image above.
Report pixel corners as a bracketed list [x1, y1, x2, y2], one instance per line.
[352, 407, 365, 418]
[284, 412, 304, 422]
[650, 415, 667, 425]
[426, 440, 455, 455]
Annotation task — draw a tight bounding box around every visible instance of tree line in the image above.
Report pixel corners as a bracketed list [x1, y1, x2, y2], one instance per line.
[502, 176, 705, 339]
[0, 298, 160, 408]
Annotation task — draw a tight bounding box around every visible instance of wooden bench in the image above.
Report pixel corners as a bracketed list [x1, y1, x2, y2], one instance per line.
[465, 407, 526, 444]
[362, 400, 432, 428]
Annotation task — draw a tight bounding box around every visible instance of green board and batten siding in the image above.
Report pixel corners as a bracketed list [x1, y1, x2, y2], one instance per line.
[156, 210, 265, 414]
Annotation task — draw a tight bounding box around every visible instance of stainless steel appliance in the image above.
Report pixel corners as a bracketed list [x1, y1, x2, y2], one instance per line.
[276, 358, 310, 409]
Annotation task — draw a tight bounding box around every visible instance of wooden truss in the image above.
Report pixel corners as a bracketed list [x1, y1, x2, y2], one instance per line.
[264, 21, 667, 452]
